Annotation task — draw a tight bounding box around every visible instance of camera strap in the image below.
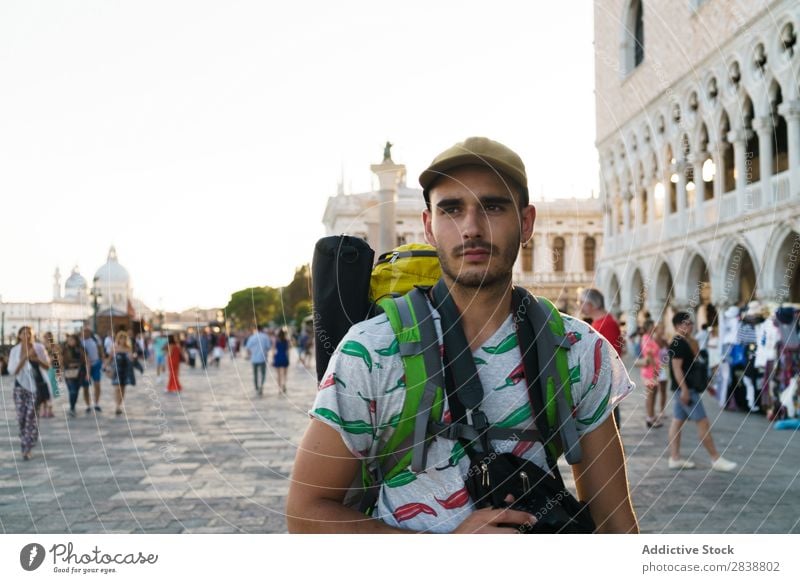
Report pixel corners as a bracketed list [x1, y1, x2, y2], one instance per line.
[430, 280, 563, 482]
[430, 280, 491, 455]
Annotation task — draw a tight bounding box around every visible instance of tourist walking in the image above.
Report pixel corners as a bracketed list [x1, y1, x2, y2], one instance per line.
[61, 334, 87, 418]
[199, 328, 211, 369]
[40, 331, 60, 418]
[107, 330, 134, 416]
[153, 333, 168, 381]
[273, 329, 290, 394]
[667, 311, 737, 472]
[166, 334, 184, 393]
[640, 320, 664, 428]
[81, 328, 104, 413]
[245, 325, 271, 396]
[8, 326, 50, 460]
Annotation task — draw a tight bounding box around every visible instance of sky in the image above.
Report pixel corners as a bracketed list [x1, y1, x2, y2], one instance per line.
[0, 0, 597, 312]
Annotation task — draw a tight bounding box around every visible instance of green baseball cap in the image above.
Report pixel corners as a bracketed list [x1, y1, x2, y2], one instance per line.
[419, 136, 529, 206]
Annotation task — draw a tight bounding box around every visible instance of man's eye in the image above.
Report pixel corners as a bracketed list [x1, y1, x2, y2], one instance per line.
[440, 206, 460, 214]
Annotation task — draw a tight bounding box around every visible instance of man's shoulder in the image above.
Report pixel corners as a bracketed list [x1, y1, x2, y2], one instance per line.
[561, 314, 601, 346]
[344, 311, 395, 338]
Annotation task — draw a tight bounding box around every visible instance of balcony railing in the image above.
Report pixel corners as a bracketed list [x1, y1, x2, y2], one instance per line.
[774, 172, 791, 203]
[604, 170, 795, 256]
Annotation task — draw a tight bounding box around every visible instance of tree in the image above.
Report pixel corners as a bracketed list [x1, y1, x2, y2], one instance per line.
[294, 300, 312, 329]
[225, 264, 312, 330]
[284, 264, 311, 313]
[225, 287, 279, 329]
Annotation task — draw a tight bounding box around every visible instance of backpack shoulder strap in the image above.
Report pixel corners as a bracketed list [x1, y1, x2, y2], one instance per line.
[376, 288, 444, 477]
[514, 287, 582, 465]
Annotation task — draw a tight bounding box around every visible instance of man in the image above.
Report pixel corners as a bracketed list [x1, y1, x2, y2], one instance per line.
[152, 333, 169, 382]
[579, 289, 625, 356]
[287, 137, 639, 533]
[668, 311, 737, 471]
[80, 328, 104, 413]
[579, 288, 625, 427]
[245, 325, 271, 395]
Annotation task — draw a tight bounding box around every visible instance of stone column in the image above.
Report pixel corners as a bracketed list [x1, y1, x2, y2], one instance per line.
[571, 232, 581, 273]
[728, 128, 751, 207]
[675, 161, 688, 225]
[602, 203, 611, 239]
[778, 100, 800, 197]
[634, 187, 644, 230]
[709, 140, 728, 198]
[621, 192, 631, 235]
[690, 152, 706, 227]
[370, 159, 406, 255]
[610, 199, 619, 239]
[753, 116, 774, 203]
[645, 183, 655, 226]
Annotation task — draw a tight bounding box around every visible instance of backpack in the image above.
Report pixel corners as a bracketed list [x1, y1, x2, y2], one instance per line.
[311, 236, 440, 382]
[311, 235, 579, 514]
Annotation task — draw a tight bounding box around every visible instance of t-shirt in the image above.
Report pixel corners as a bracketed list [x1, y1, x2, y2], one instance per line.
[245, 332, 272, 364]
[311, 303, 634, 533]
[640, 334, 660, 381]
[8, 343, 50, 394]
[669, 336, 700, 392]
[81, 337, 100, 363]
[592, 314, 624, 356]
[153, 337, 168, 360]
[755, 319, 781, 367]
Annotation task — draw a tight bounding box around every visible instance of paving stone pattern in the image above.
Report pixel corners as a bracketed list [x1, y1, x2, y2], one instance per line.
[1, 356, 798, 533]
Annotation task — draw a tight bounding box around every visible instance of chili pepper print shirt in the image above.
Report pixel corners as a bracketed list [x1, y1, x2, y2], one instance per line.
[310, 305, 635, 533]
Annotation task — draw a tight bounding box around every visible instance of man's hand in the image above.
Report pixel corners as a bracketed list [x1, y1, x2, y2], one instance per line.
[452, 507, 536, 534]
[680, 389, 691, 406]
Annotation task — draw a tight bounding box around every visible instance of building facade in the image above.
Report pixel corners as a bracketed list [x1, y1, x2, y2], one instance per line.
[0, 246, 151, 344]
[595, 0, 800, 328]
[322, 154, 602, 311]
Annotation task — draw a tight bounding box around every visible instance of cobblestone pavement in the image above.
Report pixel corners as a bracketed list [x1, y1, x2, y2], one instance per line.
[1, 356, 798, 533]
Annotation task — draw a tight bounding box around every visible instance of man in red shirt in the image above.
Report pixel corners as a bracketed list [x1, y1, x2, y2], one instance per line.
[579, 288, 626, 426]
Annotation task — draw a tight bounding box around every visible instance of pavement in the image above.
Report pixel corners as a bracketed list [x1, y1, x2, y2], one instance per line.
[1, 355, 799, 533]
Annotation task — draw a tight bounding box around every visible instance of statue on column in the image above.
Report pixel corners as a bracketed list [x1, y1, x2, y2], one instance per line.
[383, 141, 393, 162]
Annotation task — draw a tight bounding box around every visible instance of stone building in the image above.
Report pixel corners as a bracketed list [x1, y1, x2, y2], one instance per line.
[594, 0, 800, 327]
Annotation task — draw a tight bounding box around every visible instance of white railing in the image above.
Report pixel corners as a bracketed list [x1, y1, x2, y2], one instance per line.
[773, 171, 791, 203]
[703, 198, 718, 226]
[743, 184, 762, 212]
[528, 272, 596, 285]
[665, 213, 680, 235]
[720, 191, 737, 220]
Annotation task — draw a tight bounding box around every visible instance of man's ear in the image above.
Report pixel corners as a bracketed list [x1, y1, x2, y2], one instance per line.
[521, 204, 536, 243]
[422, 208, 436, 247]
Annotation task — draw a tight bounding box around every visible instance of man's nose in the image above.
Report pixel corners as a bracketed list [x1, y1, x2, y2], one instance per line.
[460, 204, 487, 239]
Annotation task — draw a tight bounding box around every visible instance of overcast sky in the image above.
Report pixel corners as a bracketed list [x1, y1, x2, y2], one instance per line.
[0, 0, 597, 312]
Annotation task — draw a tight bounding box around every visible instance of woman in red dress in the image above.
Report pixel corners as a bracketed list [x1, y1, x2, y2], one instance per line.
[166, 335, 183, 393]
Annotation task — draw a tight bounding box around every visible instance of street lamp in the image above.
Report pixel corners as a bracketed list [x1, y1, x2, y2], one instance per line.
[90, 276, 103, 334]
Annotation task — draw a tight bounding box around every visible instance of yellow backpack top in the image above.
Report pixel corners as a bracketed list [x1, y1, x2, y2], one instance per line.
[369, 243, 441, 302]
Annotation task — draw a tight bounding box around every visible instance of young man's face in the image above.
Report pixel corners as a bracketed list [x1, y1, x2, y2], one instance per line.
[423, 165, 535, 289]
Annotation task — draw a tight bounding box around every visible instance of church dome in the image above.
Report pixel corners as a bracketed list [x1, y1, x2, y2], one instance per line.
[94, 246, 130, 284]
[65, 266, 87, 291]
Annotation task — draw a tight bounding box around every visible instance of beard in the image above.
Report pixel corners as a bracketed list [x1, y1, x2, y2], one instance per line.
[438, 235, 520, 290]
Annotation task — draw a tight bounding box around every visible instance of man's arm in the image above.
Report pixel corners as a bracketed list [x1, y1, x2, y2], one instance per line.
[286, 419, 411, 533]
[572, 415, 639, 534]
[286, 419, 536, 534]
[671, 358, 691, 405]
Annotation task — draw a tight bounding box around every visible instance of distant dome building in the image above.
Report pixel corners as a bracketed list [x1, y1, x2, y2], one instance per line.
[64, 266, 88, 302]
[94, 245, 132, 314]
